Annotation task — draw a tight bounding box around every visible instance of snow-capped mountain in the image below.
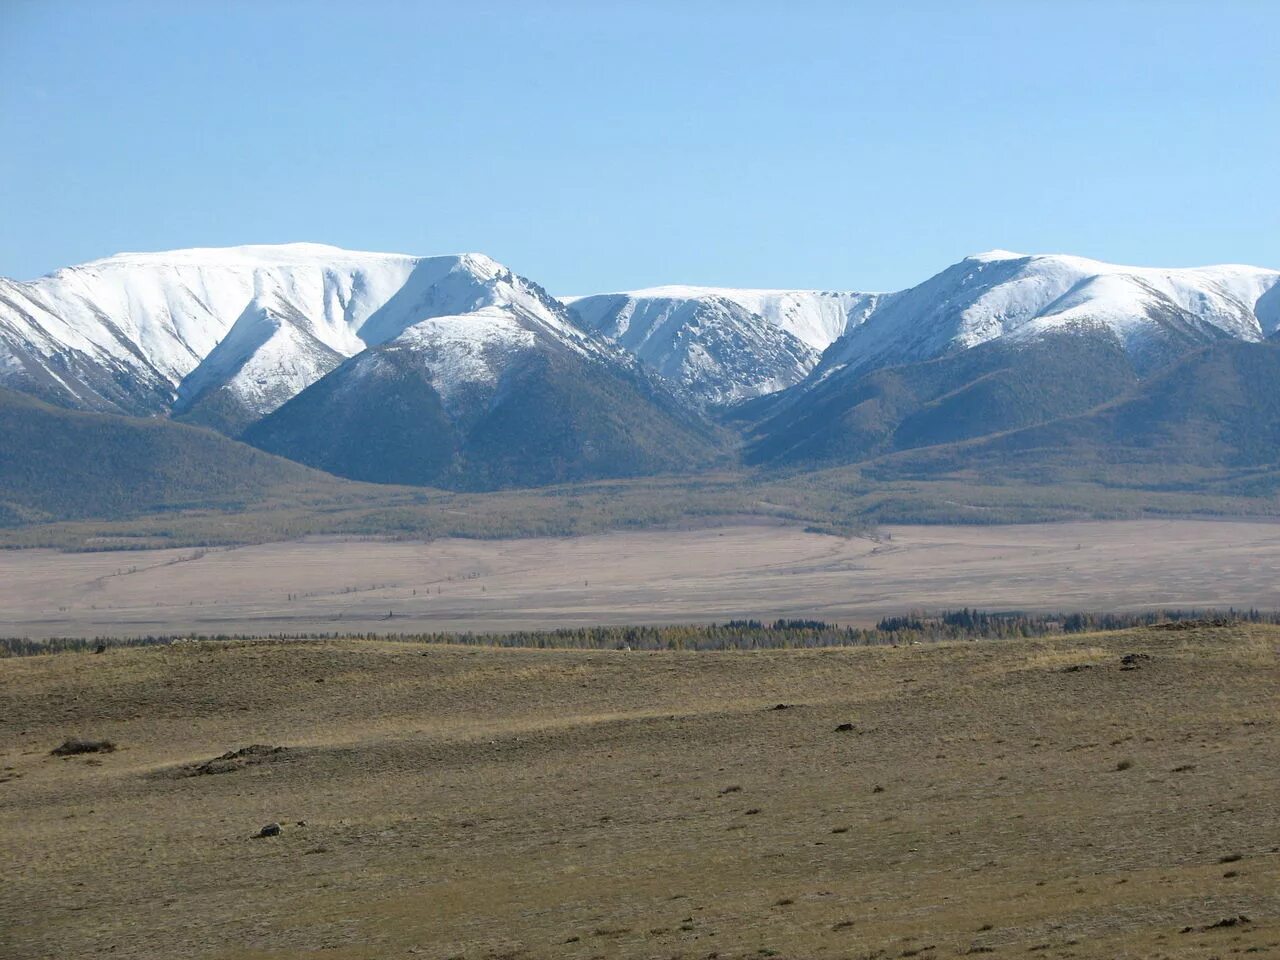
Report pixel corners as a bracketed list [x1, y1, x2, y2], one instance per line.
[817, 250, 1280, 378]
[7, 242, 1280, 491]
[565, 286, 881, 405]
[243, 300, 723, 490]
[0, 243, 595, 426]
[171, 291, 347, 434]
[1, 243, 383, 415]
[0, 242, 727, 492]
[744, 250, 1280, 471]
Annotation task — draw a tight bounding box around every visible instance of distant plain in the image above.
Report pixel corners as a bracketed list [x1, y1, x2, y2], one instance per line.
[3, 519, 1280, 638]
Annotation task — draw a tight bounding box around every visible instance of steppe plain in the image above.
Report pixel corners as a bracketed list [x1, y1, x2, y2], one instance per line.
[5, 519, 1280, 960]
[3, 519, 1280, 638]
[3, 622, 1278, 959]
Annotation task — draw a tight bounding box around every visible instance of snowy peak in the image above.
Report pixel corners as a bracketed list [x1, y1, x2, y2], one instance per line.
[569, 293, 817, 405]
[566, 285, 880, 405]
[354, 252, 593, 356]
[335, 307, 545, 417]
[965, 249, 1028, 262]
[0, 243, 593, 423]
[571, 285, 881, 351]
[61, 242, 419, 273]
[172, 293, 346, 433]
[364, 290, 609, 418]
[819, 251, 1280, 375]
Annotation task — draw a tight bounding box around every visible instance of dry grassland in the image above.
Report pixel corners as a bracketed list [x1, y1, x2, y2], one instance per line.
[2, 623, 1278, 959]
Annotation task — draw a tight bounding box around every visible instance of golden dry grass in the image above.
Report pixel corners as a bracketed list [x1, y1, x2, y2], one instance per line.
[2, 624, 1279, 959]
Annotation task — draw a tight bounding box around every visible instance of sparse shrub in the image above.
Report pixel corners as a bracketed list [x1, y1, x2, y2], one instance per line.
[50, 738, 116, 756]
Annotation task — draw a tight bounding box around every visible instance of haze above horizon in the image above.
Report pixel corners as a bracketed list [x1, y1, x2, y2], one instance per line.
[2, 0, 1276, 293]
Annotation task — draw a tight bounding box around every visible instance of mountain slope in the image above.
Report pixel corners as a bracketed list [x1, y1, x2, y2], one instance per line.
[0, 244, 588, 424]
[0, 243, 390, 414]
[745, 332, 1140, 467]
[867, 341, 1280, 483]
[818, 250, 1280, 378]
[0, 386, 329, 525]
[738, 251, 1280, 472]
[171, 293, 347, 434]
[244, 305, 725, 489]
[566, 287, 880, 405]
[1, 243, 732, 493]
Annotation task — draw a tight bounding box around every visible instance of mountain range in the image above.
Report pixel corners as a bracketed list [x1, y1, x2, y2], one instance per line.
[2, 243, 1278, 513]
[0, 244, 724, 489]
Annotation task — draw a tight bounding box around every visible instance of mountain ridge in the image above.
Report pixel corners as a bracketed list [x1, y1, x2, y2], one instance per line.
[566, 286, 881, 404]
[816, 249, 1280, 377]
[4, 242, 1280, 500]
[0, 244, 586, 420]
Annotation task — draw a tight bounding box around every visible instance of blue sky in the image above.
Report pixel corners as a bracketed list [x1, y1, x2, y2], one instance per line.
[2, 1, 1276, 293]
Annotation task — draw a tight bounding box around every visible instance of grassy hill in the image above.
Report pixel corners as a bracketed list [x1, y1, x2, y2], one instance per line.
[0, 387, 340, 524]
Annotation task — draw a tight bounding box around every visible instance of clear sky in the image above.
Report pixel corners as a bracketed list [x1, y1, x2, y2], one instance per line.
[2, 1, 1277, 294]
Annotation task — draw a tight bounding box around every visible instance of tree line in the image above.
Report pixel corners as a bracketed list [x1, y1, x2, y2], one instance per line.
[2, 607, 1274, 657]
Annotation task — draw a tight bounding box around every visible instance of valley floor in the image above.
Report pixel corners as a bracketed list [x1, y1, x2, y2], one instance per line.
[2, 623, 1278, 959]
[3, 520, 1280, 638]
